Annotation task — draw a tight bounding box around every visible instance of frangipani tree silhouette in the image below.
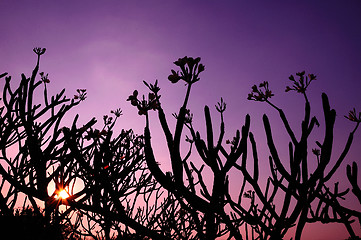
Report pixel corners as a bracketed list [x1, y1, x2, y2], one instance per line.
[2, 49, 361, 240]
[0, 49, 182, 240]
[246, 73, 361, 239]
[0, 47, 88, 224]
[61, 114, 180, 240]
[128, 57, 260, 239]
[128, 57, 361, 240]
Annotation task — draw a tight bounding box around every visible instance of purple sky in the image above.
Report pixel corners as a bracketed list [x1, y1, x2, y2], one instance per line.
[1, 1, 361, 239]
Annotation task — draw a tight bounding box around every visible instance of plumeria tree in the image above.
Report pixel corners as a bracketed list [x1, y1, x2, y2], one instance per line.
[0, 49, 184, 240]
[246, 73, 361, 239]
[128, 57, 361, 240]
[128, 56, 256, 239]
[2, 50, 361, 239]
[0, 47, 88, 225]
[61, 113, 183, 240]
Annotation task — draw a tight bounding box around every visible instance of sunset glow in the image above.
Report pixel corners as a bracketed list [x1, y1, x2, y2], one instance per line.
[55, 189, 69, 200]
[1, 0, 361, 239]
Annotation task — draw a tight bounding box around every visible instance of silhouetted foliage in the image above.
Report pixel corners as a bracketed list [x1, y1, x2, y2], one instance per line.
[1, 50, 361, 240]
[128, 57, 361, 240]
[0, 206, 79, 240]
[246, 73, 361, 240]
[0, 47, 87, 227]
[0, 49, 178, 239]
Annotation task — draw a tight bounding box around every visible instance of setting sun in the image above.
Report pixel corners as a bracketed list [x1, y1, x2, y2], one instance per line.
[55, 189, 69, 199]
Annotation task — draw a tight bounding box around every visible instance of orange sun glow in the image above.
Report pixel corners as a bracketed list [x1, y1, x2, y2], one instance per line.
[55, 189, 69, 199]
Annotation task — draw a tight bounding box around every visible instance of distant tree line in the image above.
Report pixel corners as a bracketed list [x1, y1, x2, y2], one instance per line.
[0, 49, 361, 239]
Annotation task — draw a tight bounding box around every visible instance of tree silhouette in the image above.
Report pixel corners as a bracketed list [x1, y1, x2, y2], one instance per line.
[1, 50, 361, 239]
[0, 49, 178, 239]
[128, 57, 361, 240]
[0, 47, 88, 227]
[246, 74, 361, 239]
[61, 116, 175, 239]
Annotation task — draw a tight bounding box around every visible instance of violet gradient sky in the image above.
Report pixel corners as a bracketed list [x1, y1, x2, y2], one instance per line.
[1, 1, 361, 239]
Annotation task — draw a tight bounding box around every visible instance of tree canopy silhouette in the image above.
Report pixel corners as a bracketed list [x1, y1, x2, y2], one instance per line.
[128, 56, 361, 240]
[1, 50, 361, 240]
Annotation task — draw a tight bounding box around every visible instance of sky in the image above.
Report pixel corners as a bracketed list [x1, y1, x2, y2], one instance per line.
[1, 0, 361, 239]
